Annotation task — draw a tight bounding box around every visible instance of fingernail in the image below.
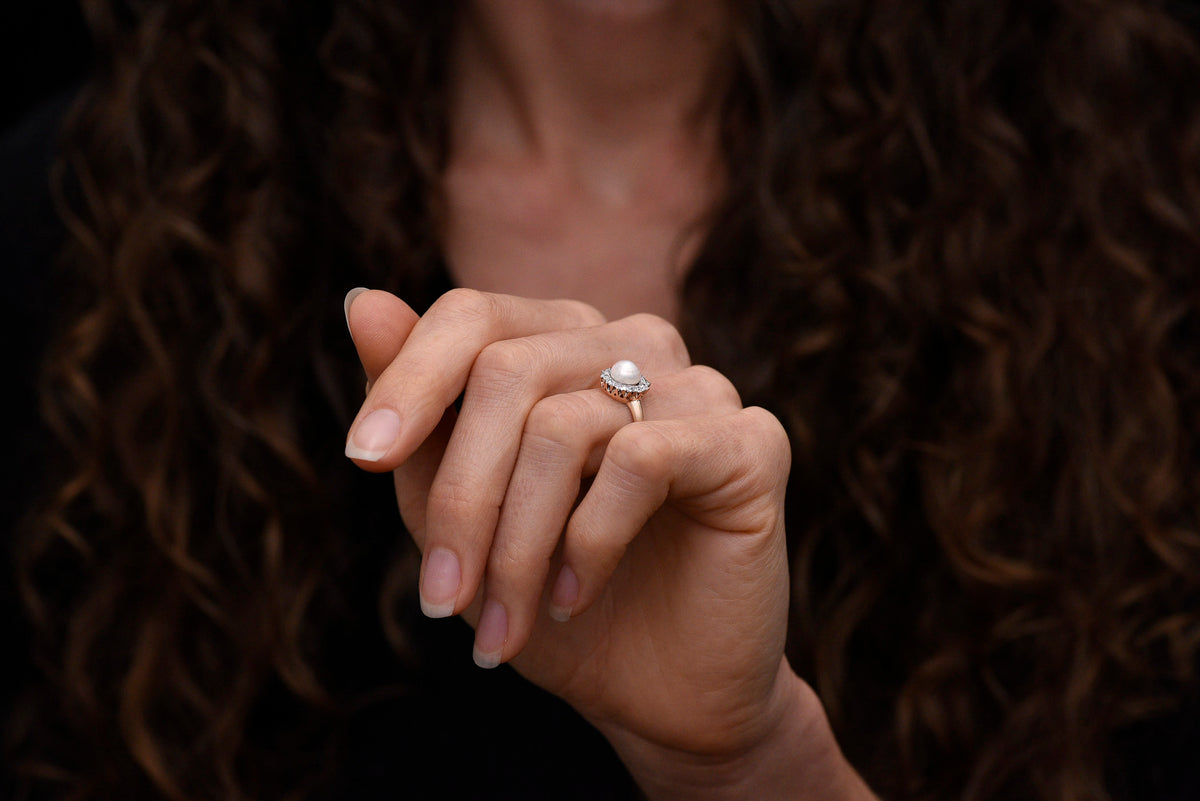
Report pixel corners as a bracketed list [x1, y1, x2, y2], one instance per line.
[420, 548, 461, 618]
[473, 599, 507, 669]
[345, 408, 401, 462]
[343, 287, 368, 334]
[548, 564, 578, 623]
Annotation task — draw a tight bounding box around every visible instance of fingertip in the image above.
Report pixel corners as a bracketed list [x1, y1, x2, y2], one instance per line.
[420, 547, 462, 619]
[345, 408, 402, 464]
[343, 286, 369, 335]
[420, 598, 457, 619]
[472, 648, 502, 670]
[346, 289, 422, 382]
[548, 564, 579, 622]
[472, 599, 508, 669]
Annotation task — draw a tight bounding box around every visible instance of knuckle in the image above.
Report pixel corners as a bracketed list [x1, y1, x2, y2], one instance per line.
[739, 406, 793, 473]
[626, 313, 689, 366]
[568, 531, 622, 583]
[607, 424, 673, 485]
[473, 338, 542, 385]
[483, 535, 553, 606]
[563, 299, 606, 327]
[525, 394, 593, 451]
[431, 287, 494, 327]
[425, 476, 483, 524]
[687, 365, 743, 410]
[485, 537, 529, 578]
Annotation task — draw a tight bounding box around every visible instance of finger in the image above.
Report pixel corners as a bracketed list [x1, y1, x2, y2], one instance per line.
[345, 289, 605, 470]
[343, 288, 453, 552]
[344, 288, 421, 386]
[468, 390, 606, 667]
[394, 406, 456, 543]
[420, 315, 690, 624]
[550, 406, 791, 621]
[475, 367, 743, 667]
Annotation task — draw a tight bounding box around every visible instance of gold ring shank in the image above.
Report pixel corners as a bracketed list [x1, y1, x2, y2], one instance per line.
[628, 398, 644, 423]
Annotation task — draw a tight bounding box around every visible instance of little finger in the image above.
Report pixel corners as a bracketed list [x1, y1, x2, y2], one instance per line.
[552, 407, 791, 620]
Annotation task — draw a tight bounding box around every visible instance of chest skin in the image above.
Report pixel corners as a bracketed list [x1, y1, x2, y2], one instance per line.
[441, 143, 720, 325]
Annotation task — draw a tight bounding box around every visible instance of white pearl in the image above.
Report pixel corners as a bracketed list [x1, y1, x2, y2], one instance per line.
[610, 360, 642, 385]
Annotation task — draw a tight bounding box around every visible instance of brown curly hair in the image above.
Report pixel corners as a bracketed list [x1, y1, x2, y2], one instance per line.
[10, 1, 1200, 799]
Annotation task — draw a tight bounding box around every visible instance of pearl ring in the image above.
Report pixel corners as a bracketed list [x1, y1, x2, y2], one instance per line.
[600, 360, 651, 422]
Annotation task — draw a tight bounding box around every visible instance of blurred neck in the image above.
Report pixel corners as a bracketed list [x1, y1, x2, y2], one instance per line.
[451, 0, 732, 171]
[443, 1, 733, 322]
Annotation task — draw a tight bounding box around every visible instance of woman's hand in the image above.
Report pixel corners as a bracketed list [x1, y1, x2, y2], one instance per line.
[343, 288, 875, 799]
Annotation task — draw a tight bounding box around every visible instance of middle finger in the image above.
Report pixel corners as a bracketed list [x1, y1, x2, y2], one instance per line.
[415, 313, 690, 620]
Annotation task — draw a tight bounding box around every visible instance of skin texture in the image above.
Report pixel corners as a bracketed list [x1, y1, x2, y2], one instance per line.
[23, 0, 1200, 797]
[444, 0, 730, 322]
[343, 4, 868, 793]
[344, 287, 876, 798]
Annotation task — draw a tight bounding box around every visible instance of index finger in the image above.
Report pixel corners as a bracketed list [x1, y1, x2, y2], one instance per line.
[344, 287, 421, 383]
[344, 288, 605, 470]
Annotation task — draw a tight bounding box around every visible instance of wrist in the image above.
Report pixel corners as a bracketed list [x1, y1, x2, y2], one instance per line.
[605, 660, 877, 801]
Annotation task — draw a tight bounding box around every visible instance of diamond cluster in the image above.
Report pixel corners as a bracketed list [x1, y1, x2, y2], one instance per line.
[600, 368, 650, 399]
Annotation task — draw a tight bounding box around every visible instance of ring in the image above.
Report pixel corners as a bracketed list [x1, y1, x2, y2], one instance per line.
[600, 360, 651, 422]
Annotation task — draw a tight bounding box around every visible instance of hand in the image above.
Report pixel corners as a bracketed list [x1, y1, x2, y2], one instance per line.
[343, 288, 873, 798]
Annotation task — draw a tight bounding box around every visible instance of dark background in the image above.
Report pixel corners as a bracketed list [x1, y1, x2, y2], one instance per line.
[2, 0, 91, 132]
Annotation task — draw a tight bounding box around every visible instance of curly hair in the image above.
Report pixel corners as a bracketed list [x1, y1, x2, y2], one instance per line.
[9, 1, 1200, 799]
[685, 0, 1200, 797]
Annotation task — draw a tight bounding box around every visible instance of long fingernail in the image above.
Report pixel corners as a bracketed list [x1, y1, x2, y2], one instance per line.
[345, 408, 401, 461]
[420, 548, 461, 618]
[343, 287, 368, 334]
[473, 600, 507, 669]
[548, 564, 578, 623]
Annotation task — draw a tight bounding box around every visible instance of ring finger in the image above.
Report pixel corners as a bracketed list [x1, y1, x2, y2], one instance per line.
[414, 314, 691, 621]
[473, 365, 744, 668]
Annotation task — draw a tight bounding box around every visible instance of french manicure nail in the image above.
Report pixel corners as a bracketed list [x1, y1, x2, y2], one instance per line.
[473, 599, 507, 669]
[345, 408, 401, 462]
[420, 548, 461, 618]
[548, 564, 578, 623]
[343, 287, 368, 334]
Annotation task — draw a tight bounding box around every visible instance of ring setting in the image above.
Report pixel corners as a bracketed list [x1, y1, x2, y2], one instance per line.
[601, 360, 650, 422]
